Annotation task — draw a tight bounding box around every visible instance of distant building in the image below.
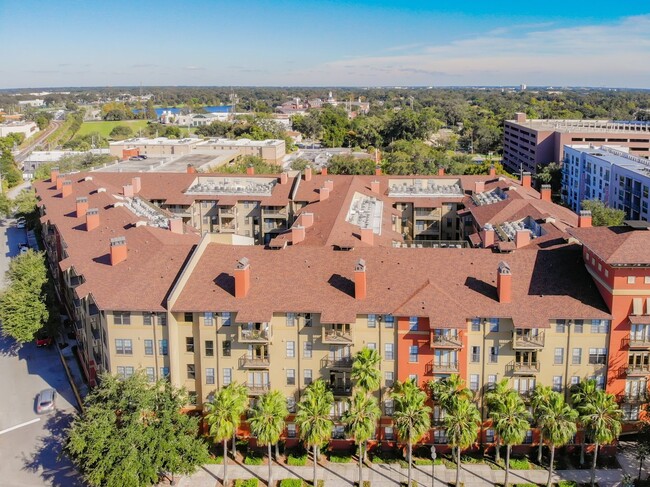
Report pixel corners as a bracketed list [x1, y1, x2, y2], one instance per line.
[0, 121, 39, 138]
[22, 149, 111, 178]
[502, 113, 650, 175]
[17, 99, 45, 108]
[563, 145, 650, 221]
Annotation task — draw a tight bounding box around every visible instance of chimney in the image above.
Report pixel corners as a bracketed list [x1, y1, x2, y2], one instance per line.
[123, 184, 134, 198]
[489, 165, 496, 177]
[497, 261, 512, 303]
[86, 208, 99, 231]
[246, 165, 255, 176]
[169, 217, 183, 234]
[321, 167, 328, 176]
[474, 181, 485, 194]
[540, 184, 551, 202]
[234, 257, 251, 298]
[301, 213, 314, 228]
[292, 225, 305, 244]
[109, 236, 127, 266]
[187, 164, 196, 174]
[324, 179, 334, 191]
[50, 167, 59, 184]
[515, 228, 530, 249]
[280, 172, 288, 184]
[370, 180, 380, 194]
[481, 224, 495, 248]
[515, 112, 527, 123]
[521, 172, 532, 188]
[579, 210, 592, 228]
[61, 180, 72, 198]
[375, 165, 382, 176]
[56, 177, 64, 191]
[304, 166, 312, 181]
[360, 227, 374, 245]
[319, 186, 330, 201]
[75, 197, 88, 218]
[437, 167, 445, 176]
[354, 259, 367, 300]
[131, 177, 141, 194]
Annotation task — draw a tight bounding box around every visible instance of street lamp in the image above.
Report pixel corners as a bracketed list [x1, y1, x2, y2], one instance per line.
[431, 444, 437, 487]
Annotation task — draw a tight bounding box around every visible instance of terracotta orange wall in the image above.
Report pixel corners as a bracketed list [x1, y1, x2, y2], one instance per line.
[396, 316, 432, 387]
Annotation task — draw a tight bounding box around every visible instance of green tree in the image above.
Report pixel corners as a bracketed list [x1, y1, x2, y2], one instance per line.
[538, 392, 578, 487]
[0, 192, 12, 217]
[429, 374, 472, 412]
[445, 397, 481, 487]
[227, 382, 248, 457]
[295, 379, 334, 485]
[577, 390, 622, 486]
[290, 158, 313, 171]
[571, 379, 599, 465]
[485, 378, 511, 462]
[342, 391, 381, 485]
[145, 99, 157, 120]
[392, 380, 432, 487]
[109, 125, 134, 140]
[491, 392, 531, 487]
[248, 390, 288, 486]
[530, 385, 554, 464]
[13, 188, 37, 216]
[327, 154, 375, 175]
[581, 200, 625, 227]
[65, 372, 208, 487]
[351, 347, 382, 393]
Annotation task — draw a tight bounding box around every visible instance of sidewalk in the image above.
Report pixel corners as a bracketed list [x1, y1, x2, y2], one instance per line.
[176, 458, 625, 487]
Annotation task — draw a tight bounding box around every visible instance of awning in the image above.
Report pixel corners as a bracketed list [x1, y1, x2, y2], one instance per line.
[630, 315, 650, 325]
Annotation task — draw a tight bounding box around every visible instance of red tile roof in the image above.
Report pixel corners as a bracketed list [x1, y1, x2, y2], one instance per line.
[568, 226, 650, 265]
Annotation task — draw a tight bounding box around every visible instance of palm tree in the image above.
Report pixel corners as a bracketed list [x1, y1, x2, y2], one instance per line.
[491, 392, 531, 487]
[204, 388, 239, 486]
[227, 382, 248, 458]
[429, 374, 472, 412]
[392, 380, 432, 487]
[577, 390, 622, 487]
[445, 397, 481, 487]
[538, 391, 578, 487]
[351, 346, 382, 393]
[530, 385, 553, 464]
[485, 378, 511, 463]
[342, 391, 381, 486]
[295, 379, 334, 485]
[248, 390, 289, 487]
[571, 379, 599, 466]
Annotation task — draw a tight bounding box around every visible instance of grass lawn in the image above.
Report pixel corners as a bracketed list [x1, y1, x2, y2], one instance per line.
[77, 120, 149, 138]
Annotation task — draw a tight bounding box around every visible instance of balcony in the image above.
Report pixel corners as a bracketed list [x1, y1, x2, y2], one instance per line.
[219, 207, 237, 216]
[509, 361, 541, 375]
[239, 353, 271, 369]
[512, 330, 545, 349]
[625, 336, 650, 350]
[627, 364, 650, 376]
[262, 209, 288, 218]
[246, 383, 271, 395]
[239, 323, 272, 343]
[330, 382, 353, 396]
[425, 361, 459, 374]
[320, 356, 353, 370]
[322, 325, 353, 344]
[431, 334, 462, 349]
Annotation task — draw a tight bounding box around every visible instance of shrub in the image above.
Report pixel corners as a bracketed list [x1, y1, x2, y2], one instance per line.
[556, 482, 578, 487]
[233, 480, 258, 487]
[287, 453, 307, 466]
[329, 454, 352, 463]
[244, 454, 264, 465]
[279, 480, 303, 487]
[509, 458, 531, 470]
[205, 455, 223, 464]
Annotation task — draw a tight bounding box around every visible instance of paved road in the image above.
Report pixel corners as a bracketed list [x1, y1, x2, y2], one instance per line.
[15, 120, 63, 164]
[0, 218, 83, 487]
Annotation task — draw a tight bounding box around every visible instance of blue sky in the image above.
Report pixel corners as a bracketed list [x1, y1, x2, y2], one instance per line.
[1, 0, 649, 88]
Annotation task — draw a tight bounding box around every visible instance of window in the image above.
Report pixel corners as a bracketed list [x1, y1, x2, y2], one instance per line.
[591, 320, 610, 334]
[385, 371, 394, 388]
[488, 318, 499, 332]
[223, 368, 232, 386]
[485, 429, 495, 443]
[367, 314, 376, 328]
[409, 345, 418, 363]
[469, 374, 479, 392]
[114, 311, 131, 325]
[143, 313, 152, 326]
[206, 368, 215, 384]
[552, 375, 562, 392]
[286, 312, 295, 327]
[303, 313, 313, 327]
[471, 346, 480, 363]
[556, 320, 566, 333]
[383, 315, 394, 328]
[572, 348, 582, 365]
[286, 369, 295, 385]
[184, 312, 193, 323]
[205, 340, 214, 357]
[287, 397, 296, 413]
[633, 298, 644, 315]
[384, 343, 394, 360]
[523, 430, 533, 444]
[471, 318, 481, 332]
[204, 312, 214, 326]
[160, 367, 170, 378]
[589, 348, 607, 365]
[574, 320, 583, 333]
[221, 312, 231, 326]
[409, 317, 418, 331]
[628, 276, 636, 284]
[156, 312, 167, 326]
[115, 339, 132, 355]
[554, 347, 564, 365]
[304, 369, 312, 385]
[222, 340, 231, 357]
[116, 366, 134, 379]
[622, 404, 640, 422]
[384, 400, 394, 416]
[489, 346, 498, 363]
[646, 276, 650, 285]
[571, 376, 580, 386]
[144, 339, 153, 356]
[159, 339, 168, 355]
[487, 375, 497, 389]
[145, 367, 155, 383]
[367, 342, 376, 350]
[408, 374, 418, 384]
[302, 341, 313, 358]
[186, 337, 194, 353]
[187, 364, 195, 379]
[286, 341, 295, 358]
[433, 429, 447, 444]
[287, 423, 297, 438]
[384, 426, 395, 440]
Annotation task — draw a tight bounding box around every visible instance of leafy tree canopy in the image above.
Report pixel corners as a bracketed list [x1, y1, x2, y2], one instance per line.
[581, 199, 626, 226]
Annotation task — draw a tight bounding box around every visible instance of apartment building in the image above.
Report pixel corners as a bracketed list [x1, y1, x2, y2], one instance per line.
[35, 166, 650, 451]
[563, 145, 650, 221]
[502, 113, 650, 175]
